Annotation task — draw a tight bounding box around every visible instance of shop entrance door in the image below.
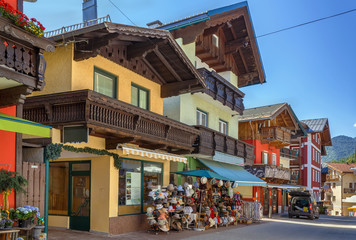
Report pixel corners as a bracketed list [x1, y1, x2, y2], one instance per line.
[69, 162, 91, 231]
[272, 189, 278, 214]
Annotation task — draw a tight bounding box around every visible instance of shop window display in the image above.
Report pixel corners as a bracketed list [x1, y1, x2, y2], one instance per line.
[118, 159, 162, 215]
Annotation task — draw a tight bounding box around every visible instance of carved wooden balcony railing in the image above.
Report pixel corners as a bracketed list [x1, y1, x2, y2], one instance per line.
[280, 148, 298, 161]
[193, 125, 255, 165]
[245, 164, 291, 182]
[260, 126, 291, 148]
[197, 68, 245, 115]
[326, 175, 340, 182]
[23, 90, 200, 153]
[0, 16, 54, 107]
[344, 188, 356, 194]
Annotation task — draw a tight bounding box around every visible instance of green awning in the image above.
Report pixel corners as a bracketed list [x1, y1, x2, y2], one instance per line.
[197, 158, 267, 187]
[0, 112, 51, 137]
[175, 169, 232, 181]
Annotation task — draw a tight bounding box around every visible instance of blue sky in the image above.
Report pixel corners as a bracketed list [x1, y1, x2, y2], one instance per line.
[24, 0, 356, 138]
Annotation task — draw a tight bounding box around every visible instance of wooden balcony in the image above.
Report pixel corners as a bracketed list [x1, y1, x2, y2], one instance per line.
[290, 173, 300, 185]
[326, 175, 340, 182]
[344, 188, 356, 194]
[0, 16, 54, 107]
[280, 148, 298, 161]
[260, 126, 291, 148]
[245, 164, 291, 182]
[197, 68, 245, 115]
[23, 90, 200, 153]
[193, 125, 255, 165]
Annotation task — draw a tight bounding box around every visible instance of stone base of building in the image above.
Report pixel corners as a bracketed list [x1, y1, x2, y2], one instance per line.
[109, 214, 149, 234]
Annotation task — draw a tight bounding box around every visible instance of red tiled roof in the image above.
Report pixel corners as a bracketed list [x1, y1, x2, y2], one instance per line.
[326, 163, 356, 173]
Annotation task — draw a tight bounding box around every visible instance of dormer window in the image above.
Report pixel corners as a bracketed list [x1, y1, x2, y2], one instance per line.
[212, 34, 219, 47]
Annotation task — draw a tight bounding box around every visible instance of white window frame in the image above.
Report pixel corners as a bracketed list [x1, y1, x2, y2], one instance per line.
[272, 153, 277, 165]
[219, 119, 228, 135]
[263, 152, 269, 165]
[196, 109, 208, 127]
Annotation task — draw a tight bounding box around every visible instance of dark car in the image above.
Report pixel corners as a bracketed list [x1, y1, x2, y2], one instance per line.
[288, 191, 319, 220]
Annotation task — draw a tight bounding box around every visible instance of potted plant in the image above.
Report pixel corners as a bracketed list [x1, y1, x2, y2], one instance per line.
[32, 216, 45, 239]
[4, 219, 13, 229]
[0, 169, 27, 210]
[11, 206, 38, 228]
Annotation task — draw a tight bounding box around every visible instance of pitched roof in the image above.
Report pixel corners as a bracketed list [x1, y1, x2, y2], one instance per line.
[44, 20, 206, 98]
[301, 118, 328, 133]
[238, 103, 286, 121]
[326, 163, 356, 173]
[156, 2, 266, 88]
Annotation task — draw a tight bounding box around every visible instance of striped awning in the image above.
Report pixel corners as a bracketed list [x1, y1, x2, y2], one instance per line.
[119, 144, 187, 163]
[0, 112, 51, 137]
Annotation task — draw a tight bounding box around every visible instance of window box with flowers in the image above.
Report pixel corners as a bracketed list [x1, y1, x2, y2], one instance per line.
[9, 205, 40, 228]
[0, 0, 45, 37]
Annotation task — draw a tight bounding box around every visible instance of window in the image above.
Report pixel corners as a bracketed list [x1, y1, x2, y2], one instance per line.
[263, 152, 269, 165]
[131, 84, 149, 110]
[350, 183, 353, 189]
[118, 159, 162, 215]
[212, 34, 219, 47]
[313, 148, 315, 161]
[272, 153, 277, 165]
[196, 109, 208, 126]
[49, 162, 69, 215]
[219, 119, 228, 135]
[94, 67, 117, 98]
[63, 126, 88, 143]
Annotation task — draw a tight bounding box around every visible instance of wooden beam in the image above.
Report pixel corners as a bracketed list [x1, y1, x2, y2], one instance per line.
[238, 48, 249, 73]
[154, 47, 182, 81]
[142, 58, 166, 84]
[0, 85, 33, 108]
[280, 113, 289, 128]
[225, 36, 249, 54]
[161, 79, 199, 98]
[126, 41, 158, 60]
[238, 72, 258, 84]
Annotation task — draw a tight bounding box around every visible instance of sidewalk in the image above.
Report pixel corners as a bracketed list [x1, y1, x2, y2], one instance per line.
[48, 221, 266, 240]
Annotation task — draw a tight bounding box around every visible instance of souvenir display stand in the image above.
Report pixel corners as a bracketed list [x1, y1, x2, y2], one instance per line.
[146, 175, 262, 235]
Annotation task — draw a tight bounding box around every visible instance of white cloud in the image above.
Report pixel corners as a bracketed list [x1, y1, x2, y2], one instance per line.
[354, 123, 356, 127]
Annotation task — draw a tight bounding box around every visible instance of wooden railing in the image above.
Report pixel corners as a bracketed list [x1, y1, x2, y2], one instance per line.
[245, 164, 291, 181]
[326, 175, 340, 182]
[260, 126, 291, 147]
[23, 90, 200, 152]
[0, 16, 54, 92]
[280, 148, 298, 160]
[193, 125, 255, 165]
[344, 188, 355, 194]
[197, 68, 245, 114]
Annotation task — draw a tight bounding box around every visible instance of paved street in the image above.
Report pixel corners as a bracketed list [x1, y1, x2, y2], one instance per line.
[48, 215, 356, 239]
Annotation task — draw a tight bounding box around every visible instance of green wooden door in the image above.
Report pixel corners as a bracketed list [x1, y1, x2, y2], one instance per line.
[69, 162, 91, 231]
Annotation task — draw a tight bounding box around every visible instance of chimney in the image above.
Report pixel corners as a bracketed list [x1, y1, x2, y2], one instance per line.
[82, 0, 97, 22]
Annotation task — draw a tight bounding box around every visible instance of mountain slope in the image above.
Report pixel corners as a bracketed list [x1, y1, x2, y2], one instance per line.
[321, 135, 356, 163]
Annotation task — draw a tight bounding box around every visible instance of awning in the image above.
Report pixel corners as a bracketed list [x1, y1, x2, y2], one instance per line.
[0, 112, 51, 137]
[119, 144, 187, 163]
[343, 195, 356, 203]
[197, 158, 267, 187]
[267, 184, 303, 189]
[175, 169, 231, 181]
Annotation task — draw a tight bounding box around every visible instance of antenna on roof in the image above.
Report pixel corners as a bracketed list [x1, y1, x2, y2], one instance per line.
[146, 20, 163, 28]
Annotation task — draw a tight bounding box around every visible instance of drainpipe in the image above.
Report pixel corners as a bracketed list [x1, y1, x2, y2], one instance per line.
[43, 147, 49, 235]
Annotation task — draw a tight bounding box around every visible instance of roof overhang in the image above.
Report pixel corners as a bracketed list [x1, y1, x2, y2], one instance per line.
[158, 2, 266, 87]
[47, 22, 206, 98]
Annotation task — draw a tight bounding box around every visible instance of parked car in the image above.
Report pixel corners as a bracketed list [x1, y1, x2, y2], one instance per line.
[288, 191, 319, 220]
